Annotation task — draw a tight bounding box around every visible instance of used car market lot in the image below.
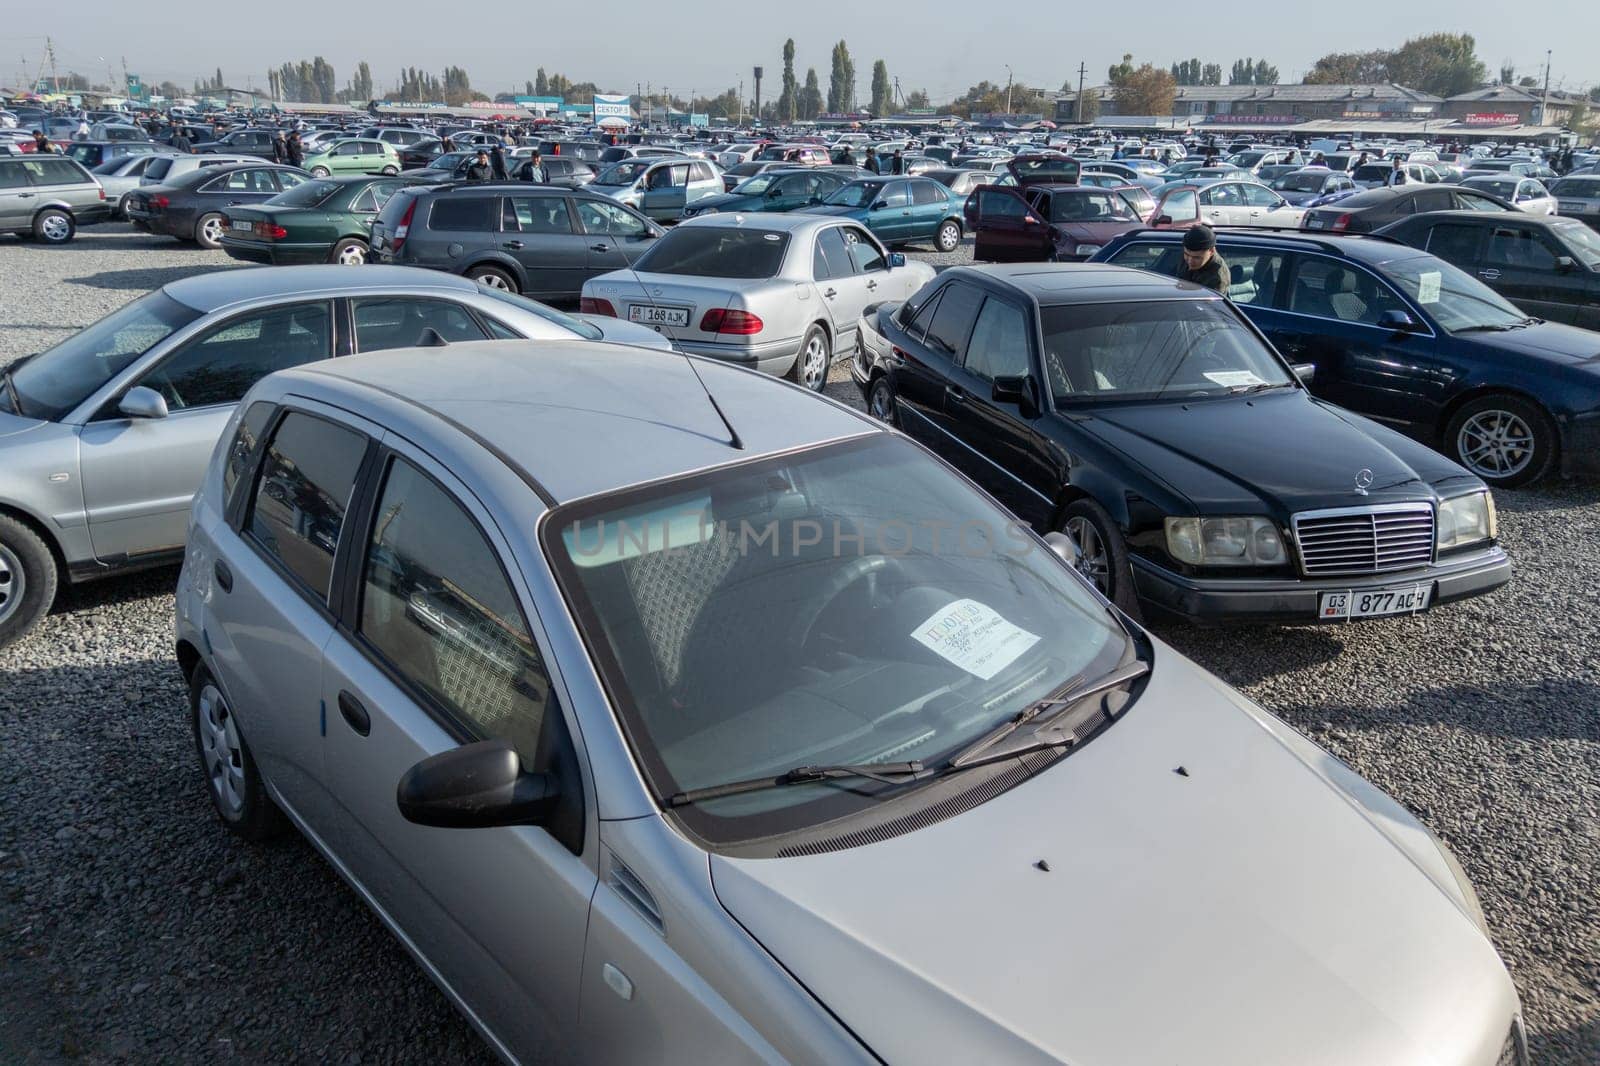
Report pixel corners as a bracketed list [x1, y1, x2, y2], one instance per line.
[0, 224, 1596, 1064]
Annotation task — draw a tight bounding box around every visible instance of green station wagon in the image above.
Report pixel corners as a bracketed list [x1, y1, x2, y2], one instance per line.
[222, 176, 425, 266]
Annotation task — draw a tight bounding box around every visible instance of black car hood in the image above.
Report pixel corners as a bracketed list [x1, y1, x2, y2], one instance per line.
[1069, 390, 1446, 514]
[1461, 320, 1600, 367]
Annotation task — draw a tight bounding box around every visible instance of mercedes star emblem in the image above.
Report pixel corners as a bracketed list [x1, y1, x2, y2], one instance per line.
[1354, 468, 1374, 495]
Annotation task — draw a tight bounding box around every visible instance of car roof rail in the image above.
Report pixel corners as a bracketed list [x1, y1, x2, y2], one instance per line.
[1117, 226, 1403, 254]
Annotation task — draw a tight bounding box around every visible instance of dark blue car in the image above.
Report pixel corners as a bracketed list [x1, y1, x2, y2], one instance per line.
[1093, 230, 1600, 487]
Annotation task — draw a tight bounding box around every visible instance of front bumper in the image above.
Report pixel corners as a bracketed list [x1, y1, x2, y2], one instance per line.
[1130, 543, 1511, 624]
[1559, 411, 1600, 478]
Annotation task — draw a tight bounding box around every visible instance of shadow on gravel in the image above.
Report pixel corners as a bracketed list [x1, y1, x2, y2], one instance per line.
[1299, 676, 1600, 743]
[1528, 1013, 1600, 1066]
[51, 565, 179, 616]
[1158, 622, 1347, 685]
[65, 266, 240, 291]
[1494, 478, 1600, 514]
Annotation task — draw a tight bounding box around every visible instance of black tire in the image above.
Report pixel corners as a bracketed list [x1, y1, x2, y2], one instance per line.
[329, 237, 369, 265]
[1060, 499, 1141, 618]
[194, 212, 225, 250]
[0, 515, 58, 649]
[789, 323, 831, 392]
[189, 663, 285, 841]
[868, 374, 897, 425]
[934, 218, 962, 253]
[32, 208, 75, 245]
[1443, 394, 1557, 488]
[380, 164, 399, 176]
[467, 264, 518, 293]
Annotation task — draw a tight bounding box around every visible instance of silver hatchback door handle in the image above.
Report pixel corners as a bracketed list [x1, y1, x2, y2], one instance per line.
[823, 288, 837, 298]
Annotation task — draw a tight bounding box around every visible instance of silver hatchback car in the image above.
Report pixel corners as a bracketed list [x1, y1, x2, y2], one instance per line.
[176, 339, 1524, 1065]
[0, 266, 669, 646]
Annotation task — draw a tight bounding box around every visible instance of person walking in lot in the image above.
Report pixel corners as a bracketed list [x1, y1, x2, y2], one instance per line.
[522, 150, 547, 184]
[74, 118, 90, 140]
[490, 143, 508, 180]
[170, 125, 193, 153]
[865, 151, 881, 175]
[1387, 158, 1407, 187]
[891, 148, 904, 174]
[285, 131, 304, 169]
[1175, 225, 1230, 295]
[465, 150, 494, 182]
[271, 131, 289, 165]
[1355, 151, 1369, 170]
[838, 145, 854, 167]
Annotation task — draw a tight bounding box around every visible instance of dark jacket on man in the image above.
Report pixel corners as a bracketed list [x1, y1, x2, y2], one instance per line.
[1179, 253, 1231, 295]
[285, 134, 303, 168]
[465, 160, 494, 182]
[490, 146, 508, 180]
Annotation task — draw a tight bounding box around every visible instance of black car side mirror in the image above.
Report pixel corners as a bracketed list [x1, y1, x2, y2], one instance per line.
[1554, 255, 1576, 273]
[397, 739, 558, 829]
[991, 374, 1041, 419]
[1155, 213, 1173, 226]
[1377, 309, 1420, 333]
[869, 200, 887, 210]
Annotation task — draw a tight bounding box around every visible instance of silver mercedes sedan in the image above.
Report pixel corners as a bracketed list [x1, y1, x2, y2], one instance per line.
[177, 338, 1525, 1066]
[579, 213, 935, 391]
[0, 265, 668, 648]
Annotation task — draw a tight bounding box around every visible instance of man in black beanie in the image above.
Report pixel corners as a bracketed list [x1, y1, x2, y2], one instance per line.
[1177, 224, 1229, 295]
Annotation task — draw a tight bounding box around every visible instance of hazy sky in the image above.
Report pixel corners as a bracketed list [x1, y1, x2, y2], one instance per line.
[8, 4, 1595, 104]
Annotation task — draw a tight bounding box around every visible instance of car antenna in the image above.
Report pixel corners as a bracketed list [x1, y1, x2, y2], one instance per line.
[619, 217, 743, 450]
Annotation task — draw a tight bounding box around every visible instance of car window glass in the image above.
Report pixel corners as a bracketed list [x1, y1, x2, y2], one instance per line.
[877, 181, 911, 208]
[429, 196, 498, 231]
[1106, 241, 1181, 275]
[1221, 249, 1287, 307]
[691, 162, 715, 182]
[1485, 226, 1558, 271]
[575, 199, 646, 237]
[1242, 184, 1279, 207]
[143, 302, 332, 410]
[1454, 191, 1511, 213]
[1411, 189, 1453, 213]
[911, 180, 944, 205]
[505, 196, 573, 234]
[813, 225, 853, 280]
[1159, 188, 1198, 222]
[359, 458, 552, 765]
[841, 226, 885, 272]
[0, 166, 29, 190]
[352, 297, 488, 352]
[1424, 223, 1482, 265]
[1203, 184, 1240, 206]
[904, 289, 943, 341]
[1286, 258, 1405, 326]
[963, 297, 1031, 382]
[924, 282, 984, 358]
[247, 412, 368, 602]
[223, 400, 277, 503]
[977, 188, 1027, 221]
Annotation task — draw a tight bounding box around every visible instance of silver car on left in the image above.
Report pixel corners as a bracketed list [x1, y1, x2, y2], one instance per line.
[0, 265, 669, 647]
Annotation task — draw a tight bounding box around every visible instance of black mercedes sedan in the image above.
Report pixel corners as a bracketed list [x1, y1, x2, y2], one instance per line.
[124, 162, 309, 248]
[853, 264, 1510, 625]
[1298, 184, 1513, 234]
[1093, 230, 1600, 487]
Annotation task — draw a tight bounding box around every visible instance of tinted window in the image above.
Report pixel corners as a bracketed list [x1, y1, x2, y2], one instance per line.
[142, 302, 332, 411]
[813, 225, 853, 280]
[352, 297, 488, 352]
[910, 180, 945, 205]
[28, 159, 89, 185]
[633, 226, 788, 278]
[904, 288, 942, 341]
[359, 458, 551, 763]
[0, 165, 29, 190]
[223, 401, 277, 503]
[247, 413, 368, 601]
[924, 282, 984, 358]
[1286, 258, 1406, 326]
[976, 188, 1027, 221]
[840, 226, 885, 273]
[429, 196, 498, 231]
[1424, 223, 1483, 265]
[1485, 226, 1558, 271]
[1454, 191, 1512, 213]
[1221, 249, 1287, 307]
[505, 196, 573, 234]
[963, 297, 1031, 381]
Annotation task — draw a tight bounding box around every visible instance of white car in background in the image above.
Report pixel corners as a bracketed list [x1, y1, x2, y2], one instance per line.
[1459, 175, 1558, 215]
[581, 213, 933, 391]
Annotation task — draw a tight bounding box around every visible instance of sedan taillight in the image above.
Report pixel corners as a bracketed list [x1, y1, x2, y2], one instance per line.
[580, 297, 616, 316]
[254, 221, 288, 240]
[700, 308, 764, 335]
[1330, 213, 1353, 233]
[150, 195, 169, 209]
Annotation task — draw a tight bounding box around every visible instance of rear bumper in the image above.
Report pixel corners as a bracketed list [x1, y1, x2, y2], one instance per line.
[1130, 544, 1511, 624]
[221, 238, 327, 265]
[673, 336, 802, 377]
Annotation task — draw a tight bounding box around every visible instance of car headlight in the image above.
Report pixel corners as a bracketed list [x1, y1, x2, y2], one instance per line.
[1165, 516, 1286, 566]
[1074, 243, 1102, 256]
[1437, 491, 1496, 551]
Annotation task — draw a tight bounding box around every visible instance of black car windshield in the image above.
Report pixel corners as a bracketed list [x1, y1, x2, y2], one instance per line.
[267, 179, 341, 207]
[824, 181, 883, 207]
[9, 291, 203, 421]
[633, 226, 789, 278]
[1040, 299, 1293, 404]
[1275, 172, 1329, 192]
[1552, 221, 1600, 269]
[1352, 165, 1392, 182]
[543, 434, 1131, 842]
[1377, 254, 1528, 331]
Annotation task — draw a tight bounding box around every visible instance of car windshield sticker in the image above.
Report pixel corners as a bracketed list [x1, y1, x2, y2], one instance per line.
[1417, 271, 1442, 304]
[911, 599, 1040, 680]
[1203, 370, 1265, 387]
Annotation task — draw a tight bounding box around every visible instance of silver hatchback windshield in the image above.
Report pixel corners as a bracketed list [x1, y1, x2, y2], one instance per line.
[545, 435, 1131, 842]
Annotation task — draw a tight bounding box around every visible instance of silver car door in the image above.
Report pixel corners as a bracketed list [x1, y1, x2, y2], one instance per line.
[824, 225, 893, 350]
[77, 300, 335, 562]
[319, 447, 595, 1062]
[808, 224, 857, 342]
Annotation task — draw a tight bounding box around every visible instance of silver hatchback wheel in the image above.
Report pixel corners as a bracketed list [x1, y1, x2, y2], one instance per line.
[197, 682, 246, 818]
[0, 542, 24, 627]
[1065, 516, 1110, 593]
[1455, 409, 1534, 480]
[38, 213, 71, 242]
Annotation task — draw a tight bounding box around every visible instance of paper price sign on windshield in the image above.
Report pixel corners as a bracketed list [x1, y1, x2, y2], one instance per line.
[912, 599, 1040, 680]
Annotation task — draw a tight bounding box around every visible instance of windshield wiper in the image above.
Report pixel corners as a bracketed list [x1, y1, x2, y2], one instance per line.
[1227, 381, 1291, 396]
[0, 365, 22, 416]
[666, 761, 929, 808]
[947, 659, 1150, 770]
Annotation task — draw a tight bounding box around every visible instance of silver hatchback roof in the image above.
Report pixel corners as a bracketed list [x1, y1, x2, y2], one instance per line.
[282, 340, 877, 503]
[162, 265, 478, 313]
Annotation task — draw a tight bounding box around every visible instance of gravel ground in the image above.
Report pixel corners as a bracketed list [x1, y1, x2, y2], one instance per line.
[1, 225, 1596, 1064]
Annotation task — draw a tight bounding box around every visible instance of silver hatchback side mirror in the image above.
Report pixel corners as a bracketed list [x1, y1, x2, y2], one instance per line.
[118, 385, 169, 420]
[1044, 530, 1081, 569]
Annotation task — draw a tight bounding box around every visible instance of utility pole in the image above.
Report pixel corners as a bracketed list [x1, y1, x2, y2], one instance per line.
[1076, 61, 1087, 125]
[47, 36, 60, 95]
[738, 78, 744, 125]
[753, 66, 764, 123]
[1542, 49, 1552, 127]
[1005, 65, 1014, 115]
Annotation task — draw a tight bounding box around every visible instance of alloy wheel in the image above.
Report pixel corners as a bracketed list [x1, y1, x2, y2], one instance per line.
[1457, 409, 1534, 479]
[1065, 517, 1110, 593]
[801, 334, 828, 389]
[0, 542, 24, 627]
[40, 214, 70, 242]
[200, 216, 223, 246]
[197, 683, 246, 818]
[336, 243, 367, 265]
[476, 272, 510, 291]
[869, 379, 895, 422]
